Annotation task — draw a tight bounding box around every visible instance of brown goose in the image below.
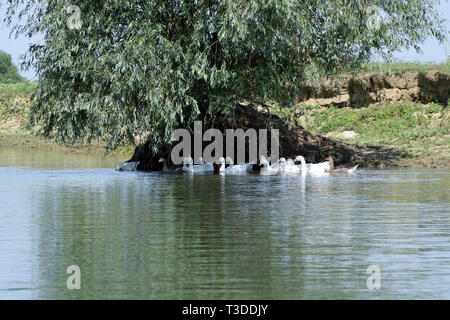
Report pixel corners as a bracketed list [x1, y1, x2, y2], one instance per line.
[158, 158, 181, 173]
[325, 156, 359, 173]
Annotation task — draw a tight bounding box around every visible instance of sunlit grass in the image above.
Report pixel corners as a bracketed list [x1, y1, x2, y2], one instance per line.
[358, 59, 450, 74]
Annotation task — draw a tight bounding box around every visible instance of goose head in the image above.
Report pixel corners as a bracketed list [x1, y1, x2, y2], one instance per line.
[183, 157, 193, 166]
[258, 156, 270, 168]
[325, 156, 334, 169]
[215, 156, 225, 164]
[293, 155, 307, 168]
[259, 155, 267, 165]
[158, 158, 168, 169]
[215, 157, 226, 171]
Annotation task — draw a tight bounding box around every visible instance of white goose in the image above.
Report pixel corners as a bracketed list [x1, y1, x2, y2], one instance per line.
[292, 156, 308, 175]
[259, 155, 280, 175]
[215, 157, 252, 174]
[199, 157, 215, 171]
[182, 157, 214, 173]
[279, 157, 300, 174]
[216, 157, 227, 172]
[226, 157, 253, 173]
[294, 155, 329, 174]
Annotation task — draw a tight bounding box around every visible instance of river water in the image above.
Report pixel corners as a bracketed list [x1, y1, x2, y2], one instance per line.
[0, 147, 449, 299]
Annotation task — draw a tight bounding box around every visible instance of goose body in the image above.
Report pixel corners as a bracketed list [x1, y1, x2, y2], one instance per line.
[158, 158, 181, 173]
[226, 157, 254, 173]
[309, 161, 330, 174]
[326, 156, 359, 173]
[280, 158, 300, 173]
[182, 157, 214, 173]
[216, 157, 252, 174]
[294, 155, 329, 174]
[198, 157, 215, 172]
[259, 155, 280, 175]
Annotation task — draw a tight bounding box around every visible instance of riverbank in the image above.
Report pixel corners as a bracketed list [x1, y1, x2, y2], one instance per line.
[0, 82, 133, 159]
[271, 101, 449, 168]
[267, 63, 450, 168]
[1, 65, 449, 168]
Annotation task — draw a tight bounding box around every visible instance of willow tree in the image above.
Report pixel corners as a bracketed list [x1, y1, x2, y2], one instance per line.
[3, 0, 447, 153]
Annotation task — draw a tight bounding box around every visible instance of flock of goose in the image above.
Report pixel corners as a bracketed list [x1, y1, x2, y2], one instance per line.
[152, 155, 359, 175]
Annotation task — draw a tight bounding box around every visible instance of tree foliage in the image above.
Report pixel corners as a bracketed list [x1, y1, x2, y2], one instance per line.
[0, 50, 24, 83]
[3, 0, 447, 151]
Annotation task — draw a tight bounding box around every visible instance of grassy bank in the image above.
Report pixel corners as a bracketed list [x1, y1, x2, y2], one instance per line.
[356, 59, 450, 75]
[272, 101, 449, 168]
[0, 82, 134, 159]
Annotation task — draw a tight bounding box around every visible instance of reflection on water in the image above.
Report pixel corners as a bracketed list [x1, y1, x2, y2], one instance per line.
[0, 147, 449, 299]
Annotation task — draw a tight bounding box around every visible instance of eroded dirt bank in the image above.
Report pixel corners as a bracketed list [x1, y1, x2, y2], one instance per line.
[296, 71, 449, 108]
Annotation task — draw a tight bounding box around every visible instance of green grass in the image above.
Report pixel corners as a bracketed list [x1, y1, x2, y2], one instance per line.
[357, 59, 450, 75]
[0, 82, 37, 98]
